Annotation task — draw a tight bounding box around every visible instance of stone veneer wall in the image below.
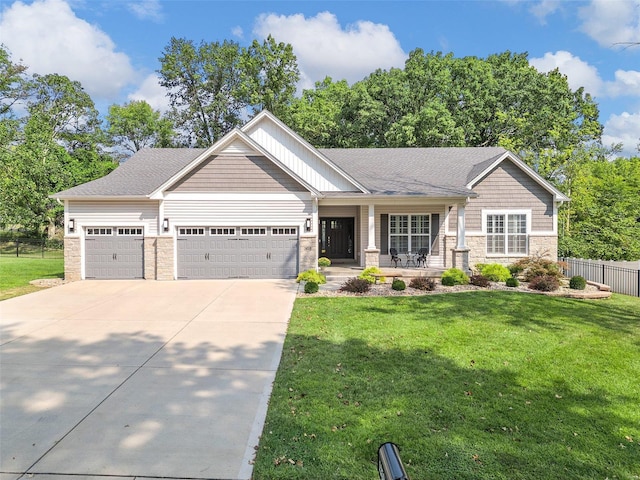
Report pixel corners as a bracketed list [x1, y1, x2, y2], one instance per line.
[156, 236, 174, 280]
[466, 235, 559, 269]
[144, 237, 157, 280]
[64, 237, 81, 282]
[299, 235, 317, 272]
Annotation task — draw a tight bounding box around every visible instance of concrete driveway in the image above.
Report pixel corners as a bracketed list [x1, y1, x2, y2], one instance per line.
[0, 280, 297, 480]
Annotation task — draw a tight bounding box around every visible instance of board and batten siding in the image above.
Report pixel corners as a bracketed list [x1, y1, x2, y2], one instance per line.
[67, 200, 159, 235]
[465, 160, 555, 232]
[167, 154, 306, 193]
[245, 120, 358, 192]
[163, 194, 312, 225]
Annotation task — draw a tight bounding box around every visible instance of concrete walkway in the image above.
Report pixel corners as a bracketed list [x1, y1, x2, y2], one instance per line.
[0, 280, 297, 480]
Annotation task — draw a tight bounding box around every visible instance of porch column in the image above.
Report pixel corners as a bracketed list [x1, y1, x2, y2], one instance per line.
[453, 202, 471, 273]
[364, 204, 380, 268]
[367, 204, 376, 249]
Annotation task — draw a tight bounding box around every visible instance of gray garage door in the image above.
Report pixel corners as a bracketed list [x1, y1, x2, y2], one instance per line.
[177, 226, 298, 279]
[85, 227, 144, 279]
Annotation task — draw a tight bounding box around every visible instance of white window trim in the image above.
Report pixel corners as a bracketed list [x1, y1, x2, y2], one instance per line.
[482, 209, 531, 257]
[388, 213, 431, 253]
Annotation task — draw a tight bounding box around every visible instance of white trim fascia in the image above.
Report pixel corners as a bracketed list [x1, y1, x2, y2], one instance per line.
[53, 195, 150, 201]
[319, 195, 472, 207]
[149, 128, 320, 199]
[466, 152, 570, 203]
[242, 110, 369, 194]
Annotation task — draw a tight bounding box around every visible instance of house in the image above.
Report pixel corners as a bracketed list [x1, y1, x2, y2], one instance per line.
[53, 110, 569, 281]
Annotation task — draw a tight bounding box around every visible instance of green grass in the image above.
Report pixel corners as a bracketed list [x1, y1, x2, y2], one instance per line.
[253, 292, 640, 479]
[0, 256, 64, 300]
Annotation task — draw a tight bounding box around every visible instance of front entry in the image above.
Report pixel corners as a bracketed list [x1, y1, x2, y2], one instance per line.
[319, 217, 354, 260]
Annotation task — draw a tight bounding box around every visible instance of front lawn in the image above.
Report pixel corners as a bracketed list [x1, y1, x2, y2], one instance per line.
[0, 257, 64, 300]
[253, 292, 640, 479]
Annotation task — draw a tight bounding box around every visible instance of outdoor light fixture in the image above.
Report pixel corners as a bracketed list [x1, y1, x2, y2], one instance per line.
[163, 218, 169, 232]
[305, 218, 312, 232]
[68, 218, 75, 233]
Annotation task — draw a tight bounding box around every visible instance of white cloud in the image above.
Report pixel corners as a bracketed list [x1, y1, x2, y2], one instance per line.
[232, 26, 244, 39]
[529, 51, 603, 96]
[605, 70, 640, 97]
[127, 0, 164, 22]
[602, 111, 640, 155]
[578, 0, 640, 47]
[0, 0, 138, 101]
[253, 11, 407, 90]
[529, 0, 562, 24]
[127, 74, 169, 113]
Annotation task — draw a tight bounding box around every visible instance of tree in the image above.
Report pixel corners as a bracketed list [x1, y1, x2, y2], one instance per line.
[0, 44, 28, 117]
[240, 35, 299, 118]
[107, 100, 175, 154]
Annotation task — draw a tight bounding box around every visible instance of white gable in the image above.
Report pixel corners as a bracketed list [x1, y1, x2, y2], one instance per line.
[243, 113, 362, 192]
[222, 138, 259, 155]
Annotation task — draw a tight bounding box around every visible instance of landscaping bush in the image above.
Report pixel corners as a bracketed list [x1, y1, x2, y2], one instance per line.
[359, 266, 384, 284]
[569, 275, 587, 290]
[304, 281, 319, 294]
[505, 277, 520, 288]
[391, 279, 406, 291]
[409, 276, 436, 291]
[441, 268, 469, 286]
[318, 257, 332, 268]
[477, 263, 511, 282]
[470, 274, 490, 287]
[339, 277, 371, 293]
[528, 275, 560, 292]
[509, 256, 563, 282]
[296, 269, 326, 284]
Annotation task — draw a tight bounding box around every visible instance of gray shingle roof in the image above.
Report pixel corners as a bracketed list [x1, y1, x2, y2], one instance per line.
[55, 149, 206, 198]
[319, 147, 507, 196]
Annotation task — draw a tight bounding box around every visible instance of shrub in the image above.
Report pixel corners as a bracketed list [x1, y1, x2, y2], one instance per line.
[409, 276, 436, 291]
[569, 275, 587, 290]
[509, 256, 563, 282]
[296, 269, 326, 284]
[470, 274, 490, 287]
[318, 257, 332, 268]
[505, 277, 520, 288]
[441, 268, 469, 286]
[477, 263, 511, 282]
[339, 277, 371, 293]
[528, 275, 560, 292]
[304, 281, 319, 294]
[391, 279, 406, 291]
[360, 266, 384, 284]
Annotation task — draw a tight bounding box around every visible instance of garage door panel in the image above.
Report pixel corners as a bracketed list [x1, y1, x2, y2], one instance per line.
[177, 227, 298, 279]
[85, 230, 144, 279]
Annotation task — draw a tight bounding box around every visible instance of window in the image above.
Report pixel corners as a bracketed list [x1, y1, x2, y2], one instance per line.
[178, 227, 205, 236]
[210, 227, 236, 236]
[117, 227, 143, 236]
[486, 213, 528, 255]
[241, 227, 266, 235]
[272, 227, 297, 236]
[389, 215, 430, 252]
[86, 228, 112, 236]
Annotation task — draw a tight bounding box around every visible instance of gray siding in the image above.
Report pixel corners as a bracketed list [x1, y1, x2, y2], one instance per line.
[467, 160, 554, 231]
[168, 154, 306, 193]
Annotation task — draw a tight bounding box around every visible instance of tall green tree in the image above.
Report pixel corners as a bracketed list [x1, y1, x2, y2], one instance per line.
[106, 100, 175, 154]
[240, 35, 299, 118]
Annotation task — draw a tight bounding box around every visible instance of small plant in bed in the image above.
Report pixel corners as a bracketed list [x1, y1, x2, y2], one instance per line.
[409, 276, 436, 291]
[296, 269, 326, 284]
[528, 274, 560, 292]
[359, 266, 384, 284]
[304, 281, 319, 294]
[339, 277, 371, 293]
[505, 276, 520, 288]
[391, 278, 406, 291]
[569, 275, 587, 290]
[441, 267, 469, 286]
[476, 262, 511, 281]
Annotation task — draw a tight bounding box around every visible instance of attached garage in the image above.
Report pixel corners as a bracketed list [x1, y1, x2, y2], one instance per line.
[177, 226, 298, 279]
[85, 227, 144, 279]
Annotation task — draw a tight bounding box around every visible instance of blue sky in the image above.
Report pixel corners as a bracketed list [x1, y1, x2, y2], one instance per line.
[2, 0, 640, 155]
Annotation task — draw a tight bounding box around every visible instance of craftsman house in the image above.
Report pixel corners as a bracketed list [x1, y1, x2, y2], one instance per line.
[53, 110, 568, 280]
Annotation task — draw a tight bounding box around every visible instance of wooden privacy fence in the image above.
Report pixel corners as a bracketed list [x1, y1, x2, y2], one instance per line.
[561, 257, 640, 297]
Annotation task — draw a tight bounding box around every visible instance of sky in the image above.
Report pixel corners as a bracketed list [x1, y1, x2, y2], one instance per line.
[1, 0, 640, 156]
